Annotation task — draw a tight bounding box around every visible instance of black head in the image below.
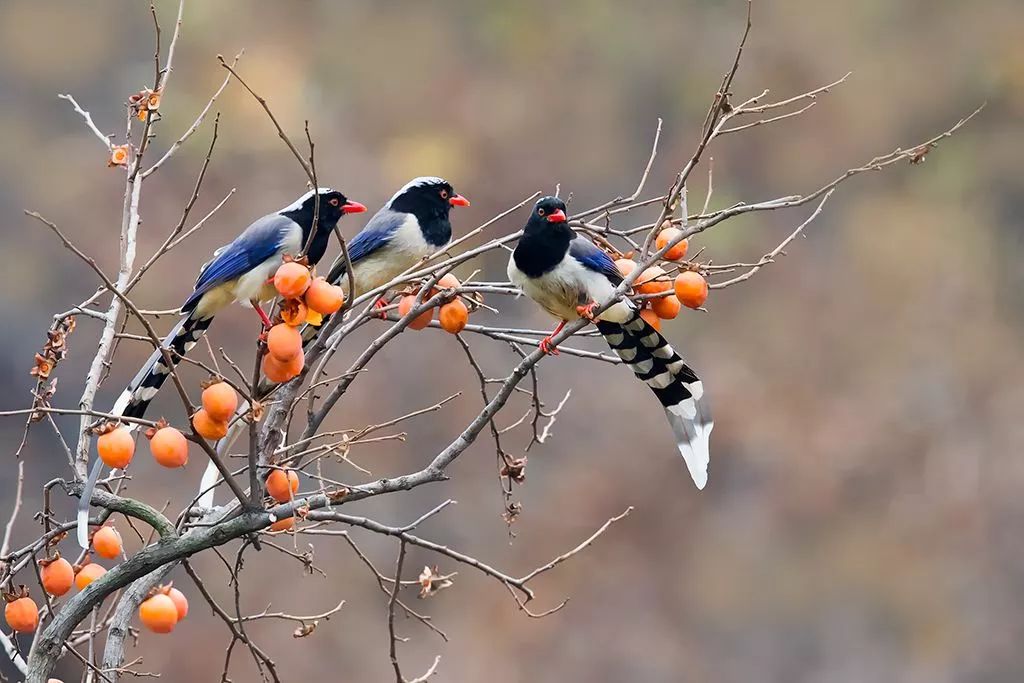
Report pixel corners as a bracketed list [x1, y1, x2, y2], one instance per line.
[387, 176, 469, 247]
[280, 188, 367, 265]
[513, 197, 572, 278]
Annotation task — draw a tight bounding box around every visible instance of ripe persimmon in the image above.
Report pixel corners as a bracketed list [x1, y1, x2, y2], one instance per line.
[266, 469, 299, 503]
[397, 295, 433, 331]
[92, 526, 122, 559]
[280, 297, 309, 327]
[438, 299, 469, 334]
[97, 426, 134, 469]
[5, 596, 38, 633]
[304, 277, 344, 315]
[615, 258, 637, 278]
[267, 323, 302, 362]
[139, 593, 178, 634]
[650, 294, 682, 320]
[202, 381, 238, 422]
[192, 409, 228, 441]
[270, 516, 295, 532]
[167, 587, 188, 621]
[75, 563, 106, 591]
[150, 426, 188, 467]
[273, 262, 311, 299]
[40, 557, 74, 597]
[640, 307, 662, 332]
[262, 352, 304, 383]
[674, 271, 709, 309]
[635, 266, 671, 294]
[655, 227, 688, 261]
[432, 273, 461, 293]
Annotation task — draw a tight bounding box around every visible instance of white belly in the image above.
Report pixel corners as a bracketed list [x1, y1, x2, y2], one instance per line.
[349, 215, 444, 296]
[507, 254, 632, 323]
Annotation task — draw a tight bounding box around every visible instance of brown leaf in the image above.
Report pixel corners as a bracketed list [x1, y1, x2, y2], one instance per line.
[418, 565, 455, 599]
[293, 622, 317, 638]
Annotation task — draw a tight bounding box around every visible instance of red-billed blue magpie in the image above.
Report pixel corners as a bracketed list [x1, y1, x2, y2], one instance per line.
[508, 197, 714, 488]
[324, 176, 469, 301]
[77, 188, 365, 547]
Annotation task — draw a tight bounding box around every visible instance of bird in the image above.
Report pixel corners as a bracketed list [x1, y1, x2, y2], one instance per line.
[507, 196, 714, 488]
[77, 188, 366, 547]
[322, 176, 469, 313]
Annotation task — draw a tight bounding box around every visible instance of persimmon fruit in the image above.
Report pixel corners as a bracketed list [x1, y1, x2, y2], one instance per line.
[266, 469, 299, 503]
[640, 307, 662, 332]
[615, 258, 637, 278]
[92, 526, 122, 559]
[438, 299, 469, 334]
[674, 271, 709, 309]
[139, 593, 178, 634]
[635, 266, 671, 294]
[202, 381, 238, 422]
[150, 426, 189, 467]
[397, 295, 433, 330]
[97, 427, 134, 469]
[273, 262, 311, 299]
[655, 228, 689, 261]
[192, 409, 228, 441]
[304, 277, 344, 315]
[267, 323, 302, 363]
[167, 587, 188, 621]
[75, 563, 106, 591]
[41, 557, 74, 597]
[270, 516, 295, 532]
[650, 294, 682, 320]
[262, 352, 304, 383]
[5, 597, 38, 633]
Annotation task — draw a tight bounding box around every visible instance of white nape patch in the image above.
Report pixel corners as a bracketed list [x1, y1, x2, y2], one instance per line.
[278, 187, 336, 213]
[688, 380, 704, 401]
[387, 176, 448, 206]
[652, 345, 674, 359]
[645, 371, 674, 389]
[633, 358, 654, 375]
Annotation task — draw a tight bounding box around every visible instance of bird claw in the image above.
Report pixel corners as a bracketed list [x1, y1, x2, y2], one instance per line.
[372, 298, 388, 319]
[576, 302, 599, 321]
[539, 336, 560, 356]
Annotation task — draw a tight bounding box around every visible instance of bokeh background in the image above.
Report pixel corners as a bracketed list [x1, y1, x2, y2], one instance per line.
[1, 1, 1022, 681]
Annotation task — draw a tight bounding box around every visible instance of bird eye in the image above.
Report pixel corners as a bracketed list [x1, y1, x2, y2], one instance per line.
[537, 208, 546, 216]
[329, 198, 340, 207]
[440, 189, 449, 200]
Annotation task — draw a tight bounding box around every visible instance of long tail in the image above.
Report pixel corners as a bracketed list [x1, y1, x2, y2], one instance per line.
[596, 311, 714, 489]
[76, 311, 215, 547]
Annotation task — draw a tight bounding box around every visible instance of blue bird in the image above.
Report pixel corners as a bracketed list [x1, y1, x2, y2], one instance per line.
[508, 197, 714, 488]
[324, 176, 469, 305]
[77, 188, 366, 547]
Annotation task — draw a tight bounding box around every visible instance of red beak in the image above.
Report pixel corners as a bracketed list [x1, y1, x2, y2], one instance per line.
[547, 208, 567, 223]
[449, 194, 471, 207]
[342, 200, 367, 214]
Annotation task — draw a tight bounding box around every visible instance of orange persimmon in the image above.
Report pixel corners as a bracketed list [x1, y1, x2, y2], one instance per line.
[97, 426, 134, 469]
[273, 262, 311, 299]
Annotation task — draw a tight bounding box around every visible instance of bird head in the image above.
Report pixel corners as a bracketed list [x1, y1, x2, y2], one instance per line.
[525, 196, 569, 232]
[282, 188, 367, 226]
[387, 176, 470, 221]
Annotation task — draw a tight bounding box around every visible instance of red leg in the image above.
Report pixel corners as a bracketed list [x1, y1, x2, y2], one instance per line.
[372, 297, 388, 318]
[539, 320, 567, 355]
[251, 301, 273, 329]
[576, 301, 600, 321]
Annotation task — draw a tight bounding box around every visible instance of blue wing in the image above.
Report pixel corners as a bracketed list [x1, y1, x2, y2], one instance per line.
[181, 214, 297, 313]
[569, 238, 623, 286]
[327, 208, 406, 283]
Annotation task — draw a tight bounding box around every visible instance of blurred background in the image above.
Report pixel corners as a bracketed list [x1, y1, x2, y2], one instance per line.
[1, 0, 1022, 681]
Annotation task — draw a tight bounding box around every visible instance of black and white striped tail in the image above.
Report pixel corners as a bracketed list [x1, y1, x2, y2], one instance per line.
[596, 311, 713, 489]
[76, 311, 215, 547]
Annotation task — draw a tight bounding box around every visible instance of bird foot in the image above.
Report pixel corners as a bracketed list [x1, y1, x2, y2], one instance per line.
[576, 302, 599, 322]
[538, 336, 560, 356]
[251, 302, 274, 330]
[372, 297, 388, 319]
